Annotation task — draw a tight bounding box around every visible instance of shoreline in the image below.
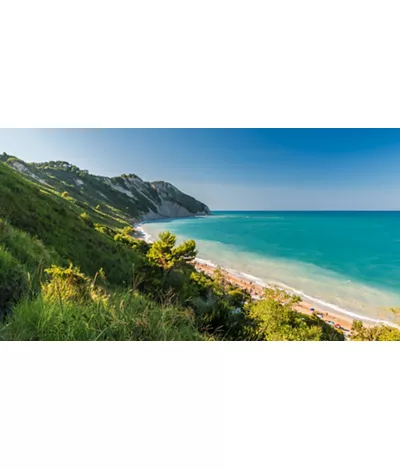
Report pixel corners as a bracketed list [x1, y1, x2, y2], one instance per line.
[193, 259, 359, 334]
[136, 221, 399, 332]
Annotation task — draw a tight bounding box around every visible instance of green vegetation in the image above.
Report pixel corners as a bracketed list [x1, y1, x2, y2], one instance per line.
[350, 320, 400, 341]
[41, 264, 108, 306]
[0, 162, 140, 286]
[244, 288, 344, 341]
[1, 156, 398, 341]
[147, 231, 197, 270]
[0, 291, 203, 341]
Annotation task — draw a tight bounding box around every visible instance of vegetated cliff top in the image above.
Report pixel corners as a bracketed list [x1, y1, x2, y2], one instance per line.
[0, 152, 211, 221]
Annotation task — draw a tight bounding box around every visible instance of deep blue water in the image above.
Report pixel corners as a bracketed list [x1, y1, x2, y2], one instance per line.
[143, 211, 400, 323]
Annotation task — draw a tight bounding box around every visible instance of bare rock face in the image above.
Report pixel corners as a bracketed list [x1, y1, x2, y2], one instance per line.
[140, 181, 211, 221]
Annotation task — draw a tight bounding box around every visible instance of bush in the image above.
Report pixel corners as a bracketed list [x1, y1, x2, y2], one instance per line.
[244, 288, 344, 341]
[121, 226, 133, 236]
[350, 320, 400, 341]
[0, 246, 29, 316]
[183, 269, 249, 338]
[114, 232, 135, 247]
[42, 264, 108, 306]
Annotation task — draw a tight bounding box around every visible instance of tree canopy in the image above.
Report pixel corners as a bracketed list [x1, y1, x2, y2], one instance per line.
[245, 287, 344, 341]
[350, 320, 400, 341]
[147, 231, 197, 270]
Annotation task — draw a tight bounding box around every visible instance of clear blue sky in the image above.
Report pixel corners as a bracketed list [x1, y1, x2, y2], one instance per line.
[1, 128, 400, 210]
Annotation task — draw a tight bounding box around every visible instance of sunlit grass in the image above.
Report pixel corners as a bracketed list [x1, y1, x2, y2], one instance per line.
[0, 291, 203, 341]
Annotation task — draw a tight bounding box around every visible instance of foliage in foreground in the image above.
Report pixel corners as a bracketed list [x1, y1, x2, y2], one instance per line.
[42, 264, 109, 306]
[350, 320, 400, 341]
[0, 264, 203, 341]
[0, 293, 203, 341]
[244, 287, 345, 341]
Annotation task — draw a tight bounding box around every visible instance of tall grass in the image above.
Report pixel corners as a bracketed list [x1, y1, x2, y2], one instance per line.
[0, 291, 204, 341]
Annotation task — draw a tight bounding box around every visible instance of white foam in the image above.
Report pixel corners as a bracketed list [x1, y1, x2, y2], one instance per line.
[195, 257, 217, 268]
[134, 223, 153, 243]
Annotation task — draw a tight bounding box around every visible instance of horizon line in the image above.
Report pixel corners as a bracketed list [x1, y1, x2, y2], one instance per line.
[210, 209, 400, 212]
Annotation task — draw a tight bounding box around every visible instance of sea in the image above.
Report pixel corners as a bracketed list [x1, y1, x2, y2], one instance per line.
[141, 211, 400, 326]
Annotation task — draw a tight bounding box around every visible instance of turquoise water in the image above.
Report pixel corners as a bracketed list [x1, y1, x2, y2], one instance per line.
[142, 212, 400, 324]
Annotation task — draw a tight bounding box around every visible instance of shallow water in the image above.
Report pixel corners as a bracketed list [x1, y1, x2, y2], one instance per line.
[142, 211, 400, 325]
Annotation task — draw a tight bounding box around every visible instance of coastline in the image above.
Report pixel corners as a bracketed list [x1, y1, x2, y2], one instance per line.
[193, 259, 357, 334]
[136, 221, 399, 332]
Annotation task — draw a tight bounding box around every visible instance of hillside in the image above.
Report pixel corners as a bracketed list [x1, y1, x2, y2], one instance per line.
[0, 156, 246, 340]
[0, 153, 211, 222]
[1, 152, 396, 341]
[0, 161, 140, 285]
[0, 159, 207, 339]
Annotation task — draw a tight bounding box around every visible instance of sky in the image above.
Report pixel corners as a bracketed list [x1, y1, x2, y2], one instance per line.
[1, 128, 400, 210]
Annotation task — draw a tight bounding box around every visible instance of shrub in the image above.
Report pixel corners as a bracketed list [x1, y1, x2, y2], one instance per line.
[244, 287, 344, 341]
[121, 226, 133, 236]
[114, 232, 135, 248]
[350, 320, 400, 341]
[42, 264, 108, 306]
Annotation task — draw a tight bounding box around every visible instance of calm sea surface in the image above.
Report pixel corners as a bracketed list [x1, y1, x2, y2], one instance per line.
[142, 211, 400, 324]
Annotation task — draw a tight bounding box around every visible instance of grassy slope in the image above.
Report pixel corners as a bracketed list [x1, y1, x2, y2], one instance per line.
[0, 154, 209, 220]
[0, 162, 139, 285]
[0, 162, 204, 340]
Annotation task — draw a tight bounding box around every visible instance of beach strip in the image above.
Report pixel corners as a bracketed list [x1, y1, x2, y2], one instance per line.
[192, 260, 362, 334]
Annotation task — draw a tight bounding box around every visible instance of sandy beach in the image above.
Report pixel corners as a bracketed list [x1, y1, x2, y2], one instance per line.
[192, 260, 360, 335]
